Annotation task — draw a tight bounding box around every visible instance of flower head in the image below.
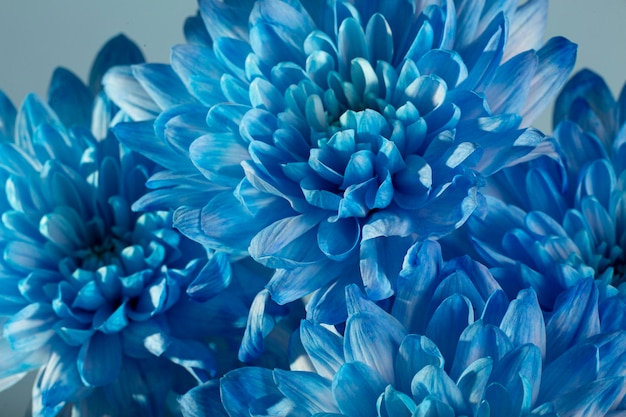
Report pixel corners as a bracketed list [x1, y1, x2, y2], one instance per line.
[181, 240, 626, 417]
[107, 0, 576, 359]
[0, 35, 265, 416]
[464, 70, 626, 313]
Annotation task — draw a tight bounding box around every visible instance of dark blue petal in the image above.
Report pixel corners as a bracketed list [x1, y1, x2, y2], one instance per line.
[48, 67, 92, 129]
[77, 332, 122, 386]
[88, 34, 145, 93]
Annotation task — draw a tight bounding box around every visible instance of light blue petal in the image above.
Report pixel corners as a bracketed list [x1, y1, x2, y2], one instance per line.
[332, 362, 387, 417]
[504, 0, 548, 60]
[450, 321, 512, 380]
[274, 369, 341, 414]
[300, 320, 345, 379]
[221, 367, 280, 417]
[499, 288, 546, 358]
[411, 365, 469, 414]
[456, 357, 493, 414]
[239, 289, 288, 362]
[344, 285, 406, 384]
[132, 63, 198, 109]
[544, 278, 600, 362]
[249, 213, 326, 269]
[520, 36, 577, 126]
[198, 0, 255, 41]
[249, 0, 316, 67]
[102, 66, 160, 121]
[378, 385, 416, 417]
[33, 347, 88, 415]
[170, 44, 227, 105]
[4, 303, 56, 351]
[484, 50, 537, 115]
[180, 380, 229, 417]
[392, 240, 442, 333]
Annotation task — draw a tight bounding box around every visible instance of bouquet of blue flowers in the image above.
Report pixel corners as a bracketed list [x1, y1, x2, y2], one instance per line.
[0, 1, 625, 416]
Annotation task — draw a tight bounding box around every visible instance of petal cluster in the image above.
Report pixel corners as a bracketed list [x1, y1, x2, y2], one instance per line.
[107, 0, 576, 355]
[182, 241, 626, 417]
[465, 70, 626, 312]
[0, 36, 265, 416]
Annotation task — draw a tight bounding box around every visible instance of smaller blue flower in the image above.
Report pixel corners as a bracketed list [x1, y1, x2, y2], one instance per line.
[0, 35, 268, 417]
[180, 240, 626, 417]
[461, 70, 626, 315]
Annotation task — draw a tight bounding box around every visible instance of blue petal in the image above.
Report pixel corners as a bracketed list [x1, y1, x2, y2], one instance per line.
[499, 288, 546, 358]
[0, 89, 16, 141]
[186, 252, 232, 302]
[344, 285, 406, 384]
[300, 320, 344, 379]
[249, 213, 326, 269]
[249, 0, 316, 67]
[77, 332, 122, 386]
[239, 289, 288, 362]
[425, 294, 473, 368]
[88, 34, 145, 93]
[520, 36, 577, 126]
[450, 321, 512, 380]
[332, 362, 387, 417]
[221, 367, 280, 417]
[132, 63, 198, 109]
[484, 50, 537, 115]
[378, 385, 416, 417]
[4, 303, 56, 351]
[394, 334, 444, 394]
[456, 357, 493, 414]
[504, 0, 548, 60]
[274, 369, 340, 414]
[392, 240, 443, 333]
[102, 66, 160, 121]
[33, 347, 87, 415]
[198, 0, 255, 42]
[544, 278, 600, 362]
[48, 67, 92, 129]
[180, 380, 229, 417]
[359, 233, 413, 300]
[170, 44, 227, 105]
[411, 365, 468, 413]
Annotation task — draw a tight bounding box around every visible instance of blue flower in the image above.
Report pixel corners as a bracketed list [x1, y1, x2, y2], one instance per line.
[181, 240, 626, 416]
[462, 69, 626, 315]
[106, 0, 576, 359]
[0, 35, 265, 416]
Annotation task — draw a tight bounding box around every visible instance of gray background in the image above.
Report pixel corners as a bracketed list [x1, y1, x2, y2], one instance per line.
[0, 0, 625, 415]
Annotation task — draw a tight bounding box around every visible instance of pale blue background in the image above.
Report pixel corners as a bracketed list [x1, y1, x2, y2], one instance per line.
[0, 0, 625, 415]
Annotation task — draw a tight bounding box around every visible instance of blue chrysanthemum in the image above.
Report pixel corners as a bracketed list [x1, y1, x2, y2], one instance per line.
[180, 240, 626, 417]
[461, 70, 626, 317]
[106, 0, 576, 358]
[0, 36, 266, 416]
